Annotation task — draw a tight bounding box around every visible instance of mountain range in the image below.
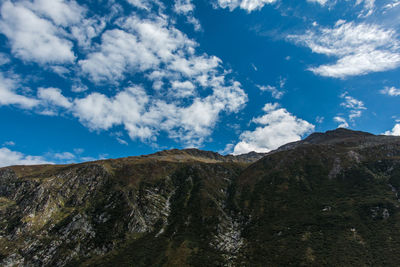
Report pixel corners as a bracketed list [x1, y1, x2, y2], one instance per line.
[1, 128, 400, 266]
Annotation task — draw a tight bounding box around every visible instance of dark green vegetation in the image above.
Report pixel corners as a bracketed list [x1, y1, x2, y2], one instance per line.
[2, 129, 400, 266]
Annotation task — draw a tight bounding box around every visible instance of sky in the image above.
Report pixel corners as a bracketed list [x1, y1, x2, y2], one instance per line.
[0, 0, 400, 166]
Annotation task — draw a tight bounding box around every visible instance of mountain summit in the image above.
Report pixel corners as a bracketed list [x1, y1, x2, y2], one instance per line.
[2, 129, 400, 266]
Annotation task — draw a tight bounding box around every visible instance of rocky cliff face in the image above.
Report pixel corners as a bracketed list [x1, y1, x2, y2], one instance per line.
[1, 129, 400, 266]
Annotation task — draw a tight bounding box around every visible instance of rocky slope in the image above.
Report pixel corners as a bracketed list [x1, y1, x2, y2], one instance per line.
[1, 129, 400, 266]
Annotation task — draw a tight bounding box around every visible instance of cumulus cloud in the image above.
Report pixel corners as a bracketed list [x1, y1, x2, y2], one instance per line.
[0, 1, 76, 64]
[216, 0, 277, 12]
[288, 21, 400, 78]
[79, 15, 212, 84]
[170, 80, 196, 98]
[79, 29, 159, 83]
[26, 0, 85, 27]
[72, 81, 246, 146]
[233, 103, 314, 154]
[38, 87, 72, 109]
[0, 0, 105, 65]
[75, 13, 247, 146]
[380, 86, 400, 96]
[0, 72, 39, 109]
[0, 73, 76, 114]
[384, 124, 400, 136]
[0, 0, 247, 147]
[0, 147, 51, 167]
[70, 17, 106, 49]
[73, 86, 151, 139]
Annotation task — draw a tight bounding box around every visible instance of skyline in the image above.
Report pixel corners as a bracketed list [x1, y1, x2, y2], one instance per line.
[0, 0, 400, 166]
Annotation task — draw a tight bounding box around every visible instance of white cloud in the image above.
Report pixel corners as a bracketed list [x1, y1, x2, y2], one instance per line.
[27, 0, 85, 27]
[278, 77, 286, 89]
[75, 13, 247, 146]
[53, 152, 75, 160]
[2, 141, 15, 147]
[306, 0, 375, 16]
[0, 53, 10, 65]
[311, 51, 400, 78]
[126, 0, 159, 10]
[356, 0, 375, 17]
[174, 0, 195, 13]
[74, 148, 84, 154]
[70, 17, 106, 49]
[0, 72, 39, 109]
[72, 81, 246, 146]
[170, 80, 196, 98]
[73, 86, 151, 139]
[0, 0, 102, 65]
[384, 1, 400, 10]
[0, 147, 51, 167]
[257, 77, 286, 99]
[233, 103, 314, 154]
[0, 1, 76, 64]
[257, 85, 284, 99]
[216, 0, 277, 12]
[288, 21, 400, 78]
[380, 86, 400, 96]
[340, 92, 366, 120]
[79, 14, 208, 83]
[38, 87, 72, 109]
[219, 143, 234, 155]
[384, 124, 400, 136]
[316, 116, 324, 123]
[117, 137, 129, 145]
[79, 29, 159, 83]
[0, 0, 247, 147]
[334, 116, 349, 128]
[174, 0, 201, 31]
[71, 83, 88, 93]
[307, 0, 329, 5]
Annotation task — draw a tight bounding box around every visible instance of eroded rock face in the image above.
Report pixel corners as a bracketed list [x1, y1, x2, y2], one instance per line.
[0, 168, 18, 197]
[0, 164, 181, 266]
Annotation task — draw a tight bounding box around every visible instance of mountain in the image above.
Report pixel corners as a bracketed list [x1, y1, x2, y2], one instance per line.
[1, 129, 400, 266]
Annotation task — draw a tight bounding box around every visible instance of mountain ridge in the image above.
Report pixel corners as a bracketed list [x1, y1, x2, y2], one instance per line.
[4, 128, 396, 171]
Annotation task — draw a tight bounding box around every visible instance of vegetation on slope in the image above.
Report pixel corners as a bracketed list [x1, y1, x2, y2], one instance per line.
[1, 129, 400, 266]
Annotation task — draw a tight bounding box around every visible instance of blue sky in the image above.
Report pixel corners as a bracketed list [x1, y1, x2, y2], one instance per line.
[0, 0, 400, 166]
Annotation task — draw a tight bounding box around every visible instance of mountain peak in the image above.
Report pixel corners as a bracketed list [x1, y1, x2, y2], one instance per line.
[304, 128, 374, 143]
[275, 128, 400, 153]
